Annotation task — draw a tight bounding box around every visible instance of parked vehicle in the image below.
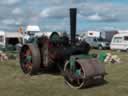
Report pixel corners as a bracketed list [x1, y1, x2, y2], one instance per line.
[110, 33, 128, 51]
[100, 30, 118, 42]
[87, 31, 100, 38]
[0, 31, 23, 50]
[84, 37, 110, 49]
[86, 30, 118, 42]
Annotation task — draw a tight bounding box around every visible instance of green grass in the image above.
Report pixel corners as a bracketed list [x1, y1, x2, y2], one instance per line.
[0, 50, 128, 96]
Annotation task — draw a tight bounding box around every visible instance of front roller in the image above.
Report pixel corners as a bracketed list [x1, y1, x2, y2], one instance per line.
[19, 44, 41, 75]
[64, 56, 106, 89]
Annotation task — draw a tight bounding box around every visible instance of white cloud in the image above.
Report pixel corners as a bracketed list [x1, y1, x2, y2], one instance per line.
[2, 19, 21, 25]
[2, 19, 16, 25]
[40, 7, 68, 18]
[40, 8, 50, 17]
[12, 8, 22, 15]
[2, 0, 21, 5]
[87, 13, 102, 21]
[42, 24, 66, 32]
[86, 13, 117, 22]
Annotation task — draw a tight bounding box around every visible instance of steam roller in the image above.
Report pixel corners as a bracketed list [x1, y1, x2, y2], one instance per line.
[19, 8, 106, 89]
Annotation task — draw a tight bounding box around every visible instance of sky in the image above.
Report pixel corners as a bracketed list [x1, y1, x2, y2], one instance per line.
[1, 0, 128, 32]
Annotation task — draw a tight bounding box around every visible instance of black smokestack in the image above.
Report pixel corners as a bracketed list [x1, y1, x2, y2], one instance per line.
[70, 8, 77, 45]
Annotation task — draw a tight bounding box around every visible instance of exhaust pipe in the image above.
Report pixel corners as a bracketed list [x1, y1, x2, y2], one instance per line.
[70, 8, 77, 45]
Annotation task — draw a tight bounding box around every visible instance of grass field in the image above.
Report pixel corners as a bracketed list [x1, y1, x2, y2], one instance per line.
[0, 50, 128, 96]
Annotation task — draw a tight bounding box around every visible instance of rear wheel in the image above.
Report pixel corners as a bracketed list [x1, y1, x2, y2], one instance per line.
[20, 44, 41, 75]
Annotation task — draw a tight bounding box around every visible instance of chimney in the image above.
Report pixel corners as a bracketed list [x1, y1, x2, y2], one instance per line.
[70, 8, 77, 45]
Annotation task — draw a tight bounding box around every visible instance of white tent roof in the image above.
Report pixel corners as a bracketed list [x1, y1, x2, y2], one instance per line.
[26, 25, 40, 32]
[5, 32, 23, 38]
[0, 31, 5, 35]
[114, 33, 128, 37]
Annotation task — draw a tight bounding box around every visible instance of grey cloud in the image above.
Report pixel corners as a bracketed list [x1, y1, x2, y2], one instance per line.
[39, 2, 120, 22]
[0, 0, 128, 32]
[78, 3, 128, 22]
[12, 7, 23, 15]
[41, 24, 67, 32]
[0, 0, 21, 5]
[86, 13, 118, 22]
